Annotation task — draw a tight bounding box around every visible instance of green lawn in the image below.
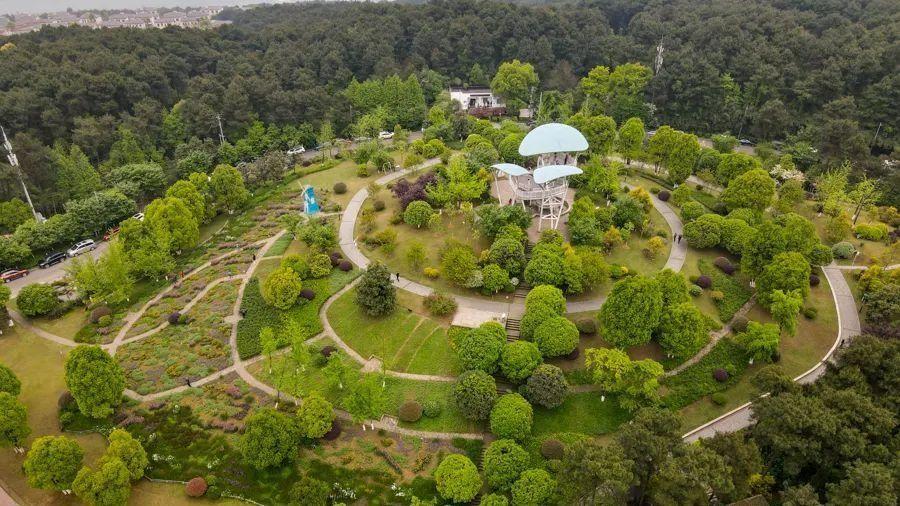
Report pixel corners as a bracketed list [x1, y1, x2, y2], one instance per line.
[532, 392, 630, 436]
[326, 287, 460, 376]
[264, 233, 293, 257]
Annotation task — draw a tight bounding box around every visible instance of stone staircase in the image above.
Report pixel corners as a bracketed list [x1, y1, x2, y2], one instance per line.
[505, 317, 521, 341]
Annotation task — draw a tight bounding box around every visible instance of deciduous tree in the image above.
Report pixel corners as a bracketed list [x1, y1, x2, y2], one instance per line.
[64, 346, 126, 419]
[23, 435, 83, 492]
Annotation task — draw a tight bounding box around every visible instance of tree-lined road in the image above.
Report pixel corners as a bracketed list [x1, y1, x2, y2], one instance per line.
[4, 243, 108, 297]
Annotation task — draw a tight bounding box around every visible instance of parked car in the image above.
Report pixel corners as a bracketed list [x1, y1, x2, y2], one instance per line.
[287, 145, 306, 156]
[0, 268, 28, 282]
[739, 138, 755, 146]
[38, 252, 67, 269]
[67, 239, 96, 257]
[103, 227, 120, 241]
[133, 212, 145, 221]
[378, 131, 394, 140]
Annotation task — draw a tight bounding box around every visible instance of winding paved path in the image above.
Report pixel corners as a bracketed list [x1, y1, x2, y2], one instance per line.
[683, 263, 862, 441]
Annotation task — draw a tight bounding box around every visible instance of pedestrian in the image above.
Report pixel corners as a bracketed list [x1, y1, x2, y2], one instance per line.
[396, 272, 401, 281]
[186, 378, 192, 387]
[673, 233, 677, 241]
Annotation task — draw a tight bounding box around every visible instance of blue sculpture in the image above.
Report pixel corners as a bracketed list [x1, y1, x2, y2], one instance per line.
[303, 185, 320, 215]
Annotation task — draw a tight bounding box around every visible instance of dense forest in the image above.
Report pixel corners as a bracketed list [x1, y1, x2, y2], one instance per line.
[0, 0, 896, 214]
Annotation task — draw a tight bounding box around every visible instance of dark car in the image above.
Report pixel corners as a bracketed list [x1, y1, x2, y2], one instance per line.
[0, 269, 28, 282]
[39, 252, 67, 269]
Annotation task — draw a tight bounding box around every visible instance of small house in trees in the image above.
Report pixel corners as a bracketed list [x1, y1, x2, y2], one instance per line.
[449, 87, 506, 117]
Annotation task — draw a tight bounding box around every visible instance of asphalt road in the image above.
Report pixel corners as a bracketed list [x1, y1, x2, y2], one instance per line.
[4, 242, 109, 297]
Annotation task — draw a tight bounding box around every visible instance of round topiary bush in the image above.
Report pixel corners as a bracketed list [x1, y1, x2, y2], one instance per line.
[711, 393, 727, 405]
[689, 285, 703, 297]
[695, 275, 712, 289]
[320, 346, 336, 358]
[657, 190, 670, 201]
[338, 260, 353, 272]
[398, 401, 423, 422]
[809, 274, 820, 287]
[168, 312, 182, 325]
[490, 394, 533, 441]
[713, 368, 729, 382]
[299, 288, 316, 301]
[89, 306, 112, 324]
[540, 439, 565, 460]
[713, 256, 735, 275]
[803, 306, 818, 319]
[333, 182, 347, 194]
[832, 241, 856, 259]
[185, 477, 208, 497]
[731, 315, 749, 333]
[16, 283, 59, 317]
[422, 400, 442, 418]
[373, 200, 386, 212]
[575, 318, 597, 334]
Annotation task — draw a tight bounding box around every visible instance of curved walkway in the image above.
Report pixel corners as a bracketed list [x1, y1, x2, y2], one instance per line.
[683, 263, 861, 441]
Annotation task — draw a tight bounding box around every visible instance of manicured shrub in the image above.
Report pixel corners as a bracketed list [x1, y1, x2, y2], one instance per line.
[434, 454, 482, 503]
[372, 199, 385, 211]
[511, 469, 556, 506]
[575, 318, 597, 334]
[710, 290, 725, 302]
[832, 241, 856, 259]
[398, 401, 423, 422]
[261, 266, 303, 309]
[281, 254, 310, 279]
[403, 200, 434, 228]
[16, 284, 59, 317]
[540, 439, 565, 460]
[713, 368, 729, 382]
[423, 267, 439, 278]
[185, 477, 208, 497]
[308, 253, 332, 278]
[338, 260, 352, 272]
[680, 201, 707, 222]
[809, 274, 820, 287]
[711, 392, 727, 405]
[482, 493, 510, 506]
[424, 292, 458, 316]
[713, 256, 735, 275]
[289, 475, 330, 505]
[453, 370, 497, 420]
[695, 275, 712, 289]
[522, 364, 568, 409]
[482, 439, 529, 491]
[524, 285, 566, 314]
[808, 243, 834, 266]
[683, 213, 723, 248]
[457, 323, 505, 374]
[854, 223, 888, 241]
[89, 306, 112, 324]
[533, 316, 579, 358]
[333, 182, 347, 194]
[96, 315, 112, 327]
[657, 189, 671, 201]
[500, 341, 542, 382]
[519, 303, 557, 341]
[731, 315, 749, 333]
[422, 400, 442, 418]
[490, 394, 533, 441]
[299, 288, 315, 300]
[168, 312, 182, 325]
[689, 285, 703, 297]
[320, 346, 336, 358]
[803, 307, 818, 319]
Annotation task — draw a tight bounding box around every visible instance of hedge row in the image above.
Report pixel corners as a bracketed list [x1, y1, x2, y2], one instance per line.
[660, 338, 748, 410]
[236, 269, 359, 358]
[697, 259, 752, 321]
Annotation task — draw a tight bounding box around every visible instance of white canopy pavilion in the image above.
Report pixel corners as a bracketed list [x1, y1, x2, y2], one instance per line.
[491, 123, 588, 230]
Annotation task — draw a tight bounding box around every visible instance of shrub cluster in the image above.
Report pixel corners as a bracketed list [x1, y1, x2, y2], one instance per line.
[333, 182, 347, 194]
[398, 401, 423, 422]
[423, 292, 458, 316]
[713, 256, 735, 275]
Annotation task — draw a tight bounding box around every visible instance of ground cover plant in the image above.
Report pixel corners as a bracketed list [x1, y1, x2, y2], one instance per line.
[237, 268, 359, 359]
[116, 280, 240, 394]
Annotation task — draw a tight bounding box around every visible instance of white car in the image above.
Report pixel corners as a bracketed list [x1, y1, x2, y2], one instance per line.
[287, 145, 306, 156]
[133, 212, 145, 221]
[67, 239, 96, 257]
[378, 131, 394, 140]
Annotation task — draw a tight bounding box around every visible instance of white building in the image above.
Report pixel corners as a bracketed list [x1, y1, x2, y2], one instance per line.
[449, 87, 505, 113]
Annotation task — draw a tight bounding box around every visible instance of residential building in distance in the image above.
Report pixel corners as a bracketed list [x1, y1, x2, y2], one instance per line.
[449, 86, 506, 118]
[0, 6, 229, 35]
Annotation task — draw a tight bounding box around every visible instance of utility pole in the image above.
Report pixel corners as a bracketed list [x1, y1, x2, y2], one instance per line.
[654, 42, 665, 75]
[216, 114, 226, 145]
[871, 122, 882, 148]
[1, 126, 41, 222]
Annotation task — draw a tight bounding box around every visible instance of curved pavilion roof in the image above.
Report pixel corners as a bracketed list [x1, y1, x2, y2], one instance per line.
[491, 163, 530, 177]
[533, 164, 583, 184]
[518, 123, 589, 156]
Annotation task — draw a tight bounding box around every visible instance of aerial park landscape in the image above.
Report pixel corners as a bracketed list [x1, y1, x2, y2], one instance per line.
[0, 1, 896, 505]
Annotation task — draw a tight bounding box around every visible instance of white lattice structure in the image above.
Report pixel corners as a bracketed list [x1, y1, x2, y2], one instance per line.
[491, 123, 588, 230]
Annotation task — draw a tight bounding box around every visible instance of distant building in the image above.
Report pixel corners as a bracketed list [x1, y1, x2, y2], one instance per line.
[449, 86, 506, 117]
[0, 6, 227, 35]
